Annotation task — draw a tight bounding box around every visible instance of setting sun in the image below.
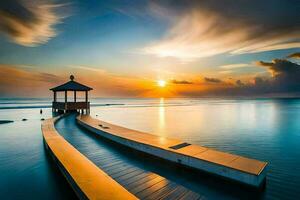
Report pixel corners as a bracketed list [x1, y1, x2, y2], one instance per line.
[157, 80, 166, 87]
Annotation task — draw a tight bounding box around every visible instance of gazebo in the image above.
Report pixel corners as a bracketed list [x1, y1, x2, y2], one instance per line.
[50, 75, 93, 113]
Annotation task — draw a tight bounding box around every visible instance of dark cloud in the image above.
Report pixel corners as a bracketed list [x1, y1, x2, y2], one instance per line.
[255, 59, 300, 91]
[172, 79, 193, 84]
[217, 59, 300, 96]
[0, 0, 67, 46]
[236, 80, 244, 86]
[204, 77, 222, 83]
[178, 57, 300, 97]
[256, 59, 300, 77]
[288, 52, 300, 59]
[0, 0, 35, 22]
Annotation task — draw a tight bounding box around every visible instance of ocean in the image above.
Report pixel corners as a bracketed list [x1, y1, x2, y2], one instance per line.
[1, 98, 300, 199]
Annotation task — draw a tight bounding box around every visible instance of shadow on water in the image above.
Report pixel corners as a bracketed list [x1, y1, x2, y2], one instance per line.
[56, 114, 266, 199]
[42, 139, 78, 199]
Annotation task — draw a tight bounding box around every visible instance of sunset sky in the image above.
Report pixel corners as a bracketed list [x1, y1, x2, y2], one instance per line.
[0, 0, 300, 97]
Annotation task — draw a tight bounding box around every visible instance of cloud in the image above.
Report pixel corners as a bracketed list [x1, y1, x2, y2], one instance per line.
[65, 65, 160, 97]
[67, 65, 107, 73]
[0, 0, 67, 46]
[214, 58, 300, 96]
[255, 59, 300, 91]
[143, 0, 300, 61]
[236, 80, 244, 86]
[170, 55, 300, 97]
[288, 52, 300, 59]
[219, 64, 250, 70]
[0, 64, 63, 83]
[204, 77, 222, 83]
[171, 79, 193, 84]
[0, 64, 64, 97]
[256, 59, 300, 77]
[0, 64, 155, 97]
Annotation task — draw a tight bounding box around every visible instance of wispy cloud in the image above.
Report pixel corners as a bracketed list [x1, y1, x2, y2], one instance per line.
[218, 63, 255, 75]
[219, 64, 250, 70]
[67, 65, 107, 73]
[171, 79, 193, 84]
[0, 64, 152, 97]
[0, 0, 69, 46]
[0, 64, 64, 97]
[142, 0, 300, 61]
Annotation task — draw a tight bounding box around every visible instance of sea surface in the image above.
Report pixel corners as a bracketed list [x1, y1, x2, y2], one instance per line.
[1, 98, 300, 199]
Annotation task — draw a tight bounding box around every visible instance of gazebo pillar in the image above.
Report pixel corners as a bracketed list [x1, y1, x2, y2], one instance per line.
[85, 91, 89, 114]
[65, 91, 68, 102]
[65, 91, 67, 112]
[54, 91, 57, 102]
[53, 91, 57, 112]
[74, 91, 77, 102]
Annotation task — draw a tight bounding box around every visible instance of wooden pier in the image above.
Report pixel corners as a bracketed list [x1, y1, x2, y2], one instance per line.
[42, 116, 137, 200]
[77, 115, 268, 188]
[42, 114, 268, 199]
[55, 114, 205, 199]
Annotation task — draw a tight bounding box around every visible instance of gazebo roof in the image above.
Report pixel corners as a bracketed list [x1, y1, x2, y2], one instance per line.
[50, 75, 93, 91]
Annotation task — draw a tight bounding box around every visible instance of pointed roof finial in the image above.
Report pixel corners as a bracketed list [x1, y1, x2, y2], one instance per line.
[70, 75, 74, 81]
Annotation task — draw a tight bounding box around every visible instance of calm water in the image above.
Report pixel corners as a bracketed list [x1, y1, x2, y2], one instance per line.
[1, 98, 300, 199]
[0, 107, 76, 199]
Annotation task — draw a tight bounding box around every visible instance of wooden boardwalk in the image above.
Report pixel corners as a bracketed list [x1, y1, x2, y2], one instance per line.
[77, 115, 267, 187]
[42, 116, 137, 200]
[55, 114, 204, 200]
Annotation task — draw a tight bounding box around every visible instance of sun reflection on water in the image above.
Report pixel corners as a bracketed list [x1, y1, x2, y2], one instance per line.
[158, 98, 166, 136]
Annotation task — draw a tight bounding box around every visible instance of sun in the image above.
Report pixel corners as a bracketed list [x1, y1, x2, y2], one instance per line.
[157, 80, 166, 87]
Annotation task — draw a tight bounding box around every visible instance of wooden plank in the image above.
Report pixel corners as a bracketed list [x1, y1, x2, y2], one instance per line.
[179, 190, 202, 200]
[105, 164, 133, 175]
[83, 152, 111, 159]
[113, 167, 142, 179]
[99, 158, 124, 167]
[111, 167, 140, 178]
[99, 162, 125, 170]
[117, 169, 146, 183]
[118, 172, 151, 186]
[101, 160, 127, 169]
[103, 163, 130, 173]
[129, 176, 165, 194]
[126, 173, 159, 190]
[89, 156, 118, 164]
[100, 158, 123, 167]
[94, 155, 121, 162]
[102, 161, 127, 168]
[144, 182, 178, 200]
[86, 152, 109, 159]
[135, 179, 170, 199]
[160, 186, 188, 200]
